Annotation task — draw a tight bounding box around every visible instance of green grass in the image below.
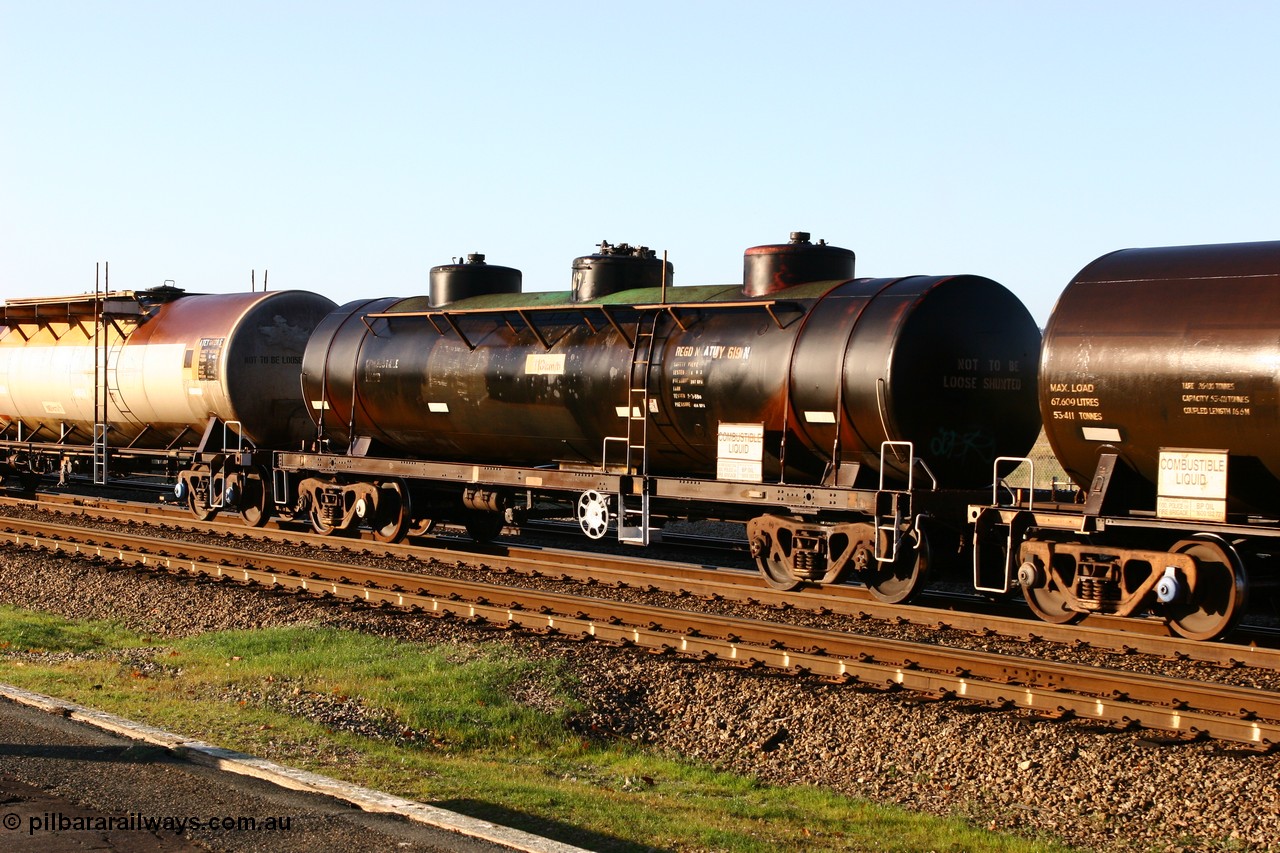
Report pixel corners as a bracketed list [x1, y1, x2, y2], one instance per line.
[177, 626, 575, 750]
[0, 605, 1076, 852]
[0, 604, 147, 653]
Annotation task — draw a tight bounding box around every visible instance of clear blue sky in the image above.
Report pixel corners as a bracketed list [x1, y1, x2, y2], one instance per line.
[2, 1, 1276, 323]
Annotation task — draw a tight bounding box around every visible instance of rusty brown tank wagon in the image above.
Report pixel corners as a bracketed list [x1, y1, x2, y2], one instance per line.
[0, 285, 336, 523]
[972, 240, 1280, 641]
[279, 234, 1042, 601]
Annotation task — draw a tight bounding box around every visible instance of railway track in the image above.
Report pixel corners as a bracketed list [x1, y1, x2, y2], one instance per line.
[1, 510, 1277, 750]
[7, 491, 1280, 670]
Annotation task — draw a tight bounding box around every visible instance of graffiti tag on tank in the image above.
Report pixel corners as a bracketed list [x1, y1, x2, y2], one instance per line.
[258, 316, 313, 352]
[929, 427, 996, 465]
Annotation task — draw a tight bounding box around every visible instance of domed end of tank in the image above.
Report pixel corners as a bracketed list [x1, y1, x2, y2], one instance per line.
[877, 275, 1042, 488]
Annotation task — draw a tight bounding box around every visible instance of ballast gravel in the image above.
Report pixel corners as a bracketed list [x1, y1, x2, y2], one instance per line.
[1, 545, 1278, 853]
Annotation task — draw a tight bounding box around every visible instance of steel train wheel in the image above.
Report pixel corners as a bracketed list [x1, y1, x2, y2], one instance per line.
[756, 553, 803, 591]
[749, 525, 804, 592]
[238, 468, 271, 528]
[1167, 538, 1247, 641]
[187, 487, 216, 522]
[864, 531, 930, 604]
[308, 498, 337, 536]
[371, 480, 410, 544]
[1022, 562, 1083, 625]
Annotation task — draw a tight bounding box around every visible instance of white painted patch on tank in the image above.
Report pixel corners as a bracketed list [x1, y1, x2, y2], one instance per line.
[1082, 427, 1122, 442]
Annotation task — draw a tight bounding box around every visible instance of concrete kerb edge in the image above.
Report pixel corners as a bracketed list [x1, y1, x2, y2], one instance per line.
[0, 683, 593, 853]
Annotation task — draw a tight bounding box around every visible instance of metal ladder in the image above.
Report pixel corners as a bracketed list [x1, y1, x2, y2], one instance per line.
[92, 325, 112, 486]
[875, 441, 916, 563]
[617, 312, 659, 544]
[92, 424, 109, 485]
[973, 455, 1035, 594]
[207, 421, 245, 509]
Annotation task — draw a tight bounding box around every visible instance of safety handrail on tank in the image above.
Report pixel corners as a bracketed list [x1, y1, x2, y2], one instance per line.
[435, 313, 477, 351]
[991, 456, 1034, 510]
[363, 299, 793, 321]
[595, 306, 635, 348]
[358, 315, 385, 340]
[223, 420, 245, 456]
[875, 438, 936, 491]
[0, 292, 146, 327]
[875, 441, 917, 564]
[629, 301, 795, 333]
[920, 459, 939, 491]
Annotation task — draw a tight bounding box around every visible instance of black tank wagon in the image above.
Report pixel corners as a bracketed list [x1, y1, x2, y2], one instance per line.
[279, 234, 1042, 600]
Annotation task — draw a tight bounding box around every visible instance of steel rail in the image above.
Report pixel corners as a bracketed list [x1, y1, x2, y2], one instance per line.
[3, 495, 1280, 670]
[1, 518, 1277, 749]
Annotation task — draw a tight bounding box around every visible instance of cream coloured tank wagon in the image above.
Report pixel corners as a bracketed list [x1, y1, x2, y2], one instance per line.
[0, 285, 335, 521]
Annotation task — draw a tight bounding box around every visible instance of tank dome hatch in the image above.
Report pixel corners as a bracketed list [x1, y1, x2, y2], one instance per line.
[571, 241, 673, 302]
[742, 231, 856, 297]
[429, 253, 522, 306]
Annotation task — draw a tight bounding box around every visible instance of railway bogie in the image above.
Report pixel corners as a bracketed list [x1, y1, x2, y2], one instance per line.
[972, 505, 1252, 640]
[289, 475, 425, 542]
[174, 437, 279, 528]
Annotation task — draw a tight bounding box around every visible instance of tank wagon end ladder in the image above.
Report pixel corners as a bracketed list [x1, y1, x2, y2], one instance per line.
[875, 441, 934, 562]
[618, 311, 661, 544]
[91, 425, 109, 486]
[92, 279, 111, 486]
